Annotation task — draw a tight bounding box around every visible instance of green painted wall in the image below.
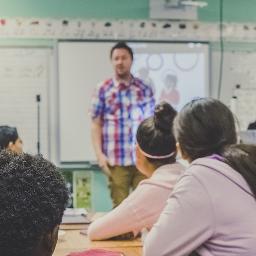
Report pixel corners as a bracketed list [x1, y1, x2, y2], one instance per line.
[199, 0, 256, 22]
[0, 0, 148, 19]
[0, 0, 256, 22]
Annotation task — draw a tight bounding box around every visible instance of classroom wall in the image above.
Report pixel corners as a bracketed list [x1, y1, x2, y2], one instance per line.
[1, 0, 256, 211]
[1, 0, 256, 22]
[0, 0, 148, 19]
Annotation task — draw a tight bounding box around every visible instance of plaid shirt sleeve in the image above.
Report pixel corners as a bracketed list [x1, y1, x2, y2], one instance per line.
[89, 83, 105, 120]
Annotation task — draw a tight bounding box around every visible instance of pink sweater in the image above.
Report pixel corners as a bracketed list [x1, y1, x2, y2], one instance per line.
[144, 158, 256, 256]
[88, 163, 184, 240]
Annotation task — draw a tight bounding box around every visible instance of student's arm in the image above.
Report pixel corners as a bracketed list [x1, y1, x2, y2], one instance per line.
[88, 190, 140, 240]
[88, 184, 161, 240]
[143, 174, 215, 256]
[91, 117, 111, 177]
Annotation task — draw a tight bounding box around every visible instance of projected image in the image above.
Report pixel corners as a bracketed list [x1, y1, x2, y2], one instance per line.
[132, 49, 208, 111]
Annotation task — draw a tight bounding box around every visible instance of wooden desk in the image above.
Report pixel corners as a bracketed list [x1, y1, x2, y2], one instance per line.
[53, 225, 142, 256]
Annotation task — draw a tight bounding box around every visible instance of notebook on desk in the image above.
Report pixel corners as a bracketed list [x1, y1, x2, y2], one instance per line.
[61, 208, 91, 224]
[61, 214, 91, 224]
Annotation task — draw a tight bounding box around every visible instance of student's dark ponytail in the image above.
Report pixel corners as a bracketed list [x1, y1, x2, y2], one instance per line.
[222, 144, 256, 198]
[136, 101, 177, 165]
[154, 102, 176, 133]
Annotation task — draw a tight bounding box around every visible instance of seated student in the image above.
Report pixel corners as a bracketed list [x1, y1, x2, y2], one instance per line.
[88, 102, 184, 240]
[144, 98, 256, 256]
[248, 120, 256, 130]
[0, 151, 69, 256]
[0, 125, 23, 153]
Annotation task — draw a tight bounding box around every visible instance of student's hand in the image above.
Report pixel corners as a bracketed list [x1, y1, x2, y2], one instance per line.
[97, 153, 111, 177]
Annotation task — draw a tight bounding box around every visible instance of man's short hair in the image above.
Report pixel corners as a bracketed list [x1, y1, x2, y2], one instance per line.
[110, 41, 133, 60]
[248, 121, 256, 130]
[0, 126, 18, 150]
[0, 151, 69, 256]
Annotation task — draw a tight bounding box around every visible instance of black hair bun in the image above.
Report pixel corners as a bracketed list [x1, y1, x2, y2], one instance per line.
[154, 101, 177, 132]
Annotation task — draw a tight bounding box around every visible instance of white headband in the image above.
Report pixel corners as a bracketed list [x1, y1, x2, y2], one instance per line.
[137, 144, 175, 159]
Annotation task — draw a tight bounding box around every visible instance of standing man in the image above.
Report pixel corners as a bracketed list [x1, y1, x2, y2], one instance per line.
[90, 41, 155, 207]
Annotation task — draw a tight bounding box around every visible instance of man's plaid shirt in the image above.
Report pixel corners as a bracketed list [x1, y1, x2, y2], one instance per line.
[90, 76, 155, 166]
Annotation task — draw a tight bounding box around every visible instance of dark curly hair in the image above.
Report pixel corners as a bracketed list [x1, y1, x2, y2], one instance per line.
[0, 151, 69, 256]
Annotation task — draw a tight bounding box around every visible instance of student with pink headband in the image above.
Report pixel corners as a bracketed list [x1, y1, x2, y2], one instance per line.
[88, 102, 184, 240]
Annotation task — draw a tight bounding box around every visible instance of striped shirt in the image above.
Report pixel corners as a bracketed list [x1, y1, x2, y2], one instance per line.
[90, 76, 155, 166]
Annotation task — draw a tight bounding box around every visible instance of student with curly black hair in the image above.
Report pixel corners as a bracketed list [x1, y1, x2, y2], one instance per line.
[0, 125, 23, 153]
[0, 151, 69, 256]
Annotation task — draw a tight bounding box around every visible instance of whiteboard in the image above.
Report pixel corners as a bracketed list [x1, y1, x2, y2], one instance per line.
[0, 47, 51, 157]
[235, 88, 256, 130]
[58, 41, 209, 162]
[211, 51, 256, 130]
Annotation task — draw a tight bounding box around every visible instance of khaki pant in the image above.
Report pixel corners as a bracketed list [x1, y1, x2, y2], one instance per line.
[108, 165, 146, 208]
